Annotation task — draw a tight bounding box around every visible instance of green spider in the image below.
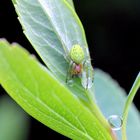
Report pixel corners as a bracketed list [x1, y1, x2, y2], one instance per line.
[66, 44, 94, 89]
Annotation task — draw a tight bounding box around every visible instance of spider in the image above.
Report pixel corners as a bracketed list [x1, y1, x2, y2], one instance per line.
[66, 44, 94, 89]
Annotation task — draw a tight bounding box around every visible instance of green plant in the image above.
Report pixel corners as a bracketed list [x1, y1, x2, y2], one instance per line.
[0, 0, 139, 139]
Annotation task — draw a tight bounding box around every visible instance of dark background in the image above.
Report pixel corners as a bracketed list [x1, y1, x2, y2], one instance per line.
[0, 0, 139, 139]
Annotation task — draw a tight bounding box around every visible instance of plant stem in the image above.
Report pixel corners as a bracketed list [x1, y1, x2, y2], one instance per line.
[122, 72, 140, 140]
[86, 90, 117, 140]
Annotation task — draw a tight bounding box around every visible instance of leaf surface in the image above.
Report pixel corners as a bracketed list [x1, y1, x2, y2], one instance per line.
[0, 40, 112, 140]
[65, 0, 75, 8]
[12, 0, 96, 116]
[94, 69, 140, 140]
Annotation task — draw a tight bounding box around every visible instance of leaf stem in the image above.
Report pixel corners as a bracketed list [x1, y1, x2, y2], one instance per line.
[122, 72, 140, 140]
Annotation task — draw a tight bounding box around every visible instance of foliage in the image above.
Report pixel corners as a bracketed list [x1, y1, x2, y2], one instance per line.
[0, 0, 139, 139]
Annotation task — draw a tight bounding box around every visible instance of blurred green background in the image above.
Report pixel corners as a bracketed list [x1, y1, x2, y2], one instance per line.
[0, 0, 139, 139]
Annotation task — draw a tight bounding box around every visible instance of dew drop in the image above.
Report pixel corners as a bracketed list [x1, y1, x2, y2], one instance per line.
[87, 77, 93, 89]
[108, 115, 123, 131]
[81, 71, 93, 89]
[81, 60, 94, 89]
[81, 71, 87, 87]
[67, 79, 74, 87]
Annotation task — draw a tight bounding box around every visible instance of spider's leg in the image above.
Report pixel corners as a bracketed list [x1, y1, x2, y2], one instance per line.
[66, 61, 74, 83]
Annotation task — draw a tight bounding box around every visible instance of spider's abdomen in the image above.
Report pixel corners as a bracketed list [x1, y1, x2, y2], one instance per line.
[70, 44, 84, 64]
[72, 64, 83, 75]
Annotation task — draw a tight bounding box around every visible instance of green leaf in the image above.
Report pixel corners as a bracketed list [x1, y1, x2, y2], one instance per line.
[11, 0, 16, 4]
[94, 69, 140, 140]
[14, 0, 87, 80]
[0, 40, 112, 140]
[12, 0, 98, 120]
[0, 95, 29, 140]
[65, 0, 75, 8]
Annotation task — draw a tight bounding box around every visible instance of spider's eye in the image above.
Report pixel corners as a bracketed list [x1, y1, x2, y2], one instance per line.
[70, 44, 84, 64]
